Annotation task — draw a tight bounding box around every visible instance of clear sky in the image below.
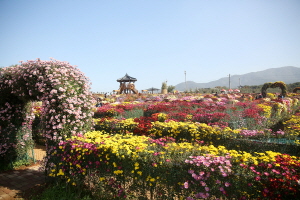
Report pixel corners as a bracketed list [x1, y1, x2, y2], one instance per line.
[1, 0, 300, 93]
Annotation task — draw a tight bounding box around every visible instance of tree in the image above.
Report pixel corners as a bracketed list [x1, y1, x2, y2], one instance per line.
[161, 82, 167, 90]
[167, 85, 175, 93]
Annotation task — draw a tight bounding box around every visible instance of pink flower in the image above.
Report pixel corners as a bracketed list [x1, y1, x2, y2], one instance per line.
[263, 172, 269, 176]
[184, 181, 189, 189]
[50, 89, 57, 94]
[267, 164, 272, 168]
[222, 172, 228, 177]
[200, 181, 206, 186]
[199, 171, 205, 176]
[272, 169, 280, 174]
[224, 182, 231, 187]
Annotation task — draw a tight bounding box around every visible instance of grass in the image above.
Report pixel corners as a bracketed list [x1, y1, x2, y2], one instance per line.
[0, 159, 35, 172]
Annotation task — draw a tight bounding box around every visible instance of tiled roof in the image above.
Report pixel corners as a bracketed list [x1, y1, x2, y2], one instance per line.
[117, 73, 137, 82]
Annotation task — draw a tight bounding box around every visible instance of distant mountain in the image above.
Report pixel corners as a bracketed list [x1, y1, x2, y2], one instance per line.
[175, 66, 300, 91]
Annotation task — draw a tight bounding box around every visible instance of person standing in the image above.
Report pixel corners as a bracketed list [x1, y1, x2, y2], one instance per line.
[96, 98, 103, 107]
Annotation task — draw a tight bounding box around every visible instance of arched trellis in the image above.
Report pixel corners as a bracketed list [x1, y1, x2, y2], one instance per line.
[261, 81, 287, 98]
[293, 87, 300, 93]
[0, 58, 95, 168]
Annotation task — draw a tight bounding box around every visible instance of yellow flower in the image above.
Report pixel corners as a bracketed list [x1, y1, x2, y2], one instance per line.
[57, 169, 64, 176]
[134, 162, 139, 170]
[113, 170, 123, 175]
[99, 177, 105, 181]
[150, 178, 155, 182]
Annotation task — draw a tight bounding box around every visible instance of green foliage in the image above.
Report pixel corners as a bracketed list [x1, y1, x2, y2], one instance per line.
[167, 85, 175, 93]
[12, 158, 34, 168]
[241, 82, 300, 93]
[161, 81, 167, 90]
[261, 81, 287, 97]
[120, 109, 144, 119]
[0, 158, 34, 172]
[29, 182, 93, 200]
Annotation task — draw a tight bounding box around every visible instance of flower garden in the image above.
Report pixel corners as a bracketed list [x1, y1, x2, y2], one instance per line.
[43, 92, 300, 199]
[1, 59, 300, 199]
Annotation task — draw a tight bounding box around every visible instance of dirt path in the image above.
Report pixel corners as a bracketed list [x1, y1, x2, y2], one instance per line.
[0, 145, 46, 200]
[32, 144, 46, 162]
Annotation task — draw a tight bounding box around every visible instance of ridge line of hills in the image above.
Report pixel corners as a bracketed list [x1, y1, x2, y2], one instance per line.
[175, 66, 300, 91]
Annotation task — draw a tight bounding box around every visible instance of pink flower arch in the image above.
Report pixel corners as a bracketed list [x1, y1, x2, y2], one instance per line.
[0, 58, 95, 167]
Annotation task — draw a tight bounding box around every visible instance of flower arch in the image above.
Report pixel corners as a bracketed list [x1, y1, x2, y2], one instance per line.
[292, 87, 300, 93]
[261, 81, 287, 98]
[0, 58, 95, 166]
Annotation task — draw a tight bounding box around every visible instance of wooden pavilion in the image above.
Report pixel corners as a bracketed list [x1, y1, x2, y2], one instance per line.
[116, 73, 138, 94]
[145, 87, 160, 94]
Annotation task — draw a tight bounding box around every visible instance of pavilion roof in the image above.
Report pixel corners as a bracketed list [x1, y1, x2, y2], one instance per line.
[117, 73, 137, 82]
[145, 87, 159, 91]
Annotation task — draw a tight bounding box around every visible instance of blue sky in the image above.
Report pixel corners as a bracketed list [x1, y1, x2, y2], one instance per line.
[1, 0, 300, 93]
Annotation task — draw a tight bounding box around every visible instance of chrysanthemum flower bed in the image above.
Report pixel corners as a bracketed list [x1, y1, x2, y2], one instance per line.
[35, 92, 300, 198]
[0, 59, 95, 168]
[47, 131, 300, 199]
[93, 96, 300, 156]
[94, 94, 299, 134]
